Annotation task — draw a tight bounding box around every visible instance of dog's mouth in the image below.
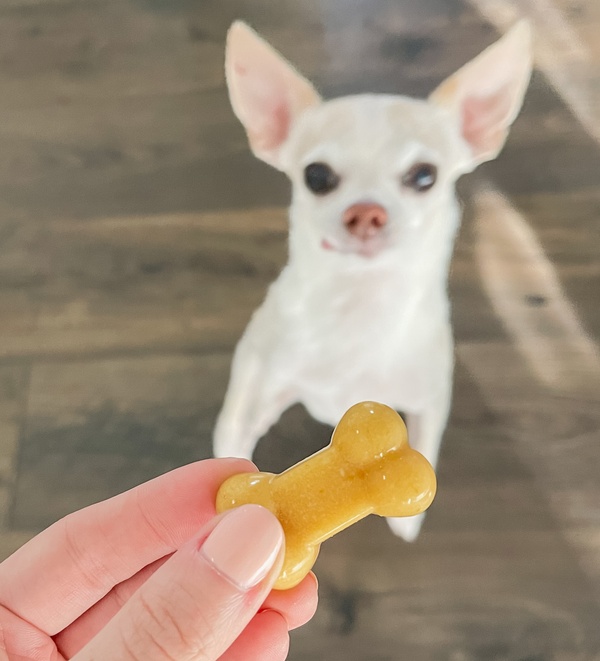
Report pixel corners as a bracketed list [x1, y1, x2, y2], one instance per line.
[321, 237, 387, 258]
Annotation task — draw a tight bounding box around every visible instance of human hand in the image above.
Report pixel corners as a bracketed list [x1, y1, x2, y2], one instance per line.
[0, 458, 318, 660]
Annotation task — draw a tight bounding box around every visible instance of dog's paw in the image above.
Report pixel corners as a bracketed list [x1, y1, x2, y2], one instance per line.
[386, 512, 425, 542]
[213, 429, 255, 460]
[213, 441, 254, 461]
[214, 449, 255, 460]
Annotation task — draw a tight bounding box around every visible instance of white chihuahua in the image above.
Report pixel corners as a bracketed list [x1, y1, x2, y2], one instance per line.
[213, 21, 532, 541]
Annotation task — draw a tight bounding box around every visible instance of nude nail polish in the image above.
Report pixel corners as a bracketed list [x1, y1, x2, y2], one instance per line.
[201, 504, 283, 590]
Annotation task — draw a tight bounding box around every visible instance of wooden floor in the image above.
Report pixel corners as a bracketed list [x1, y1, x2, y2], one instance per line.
[1, 0, 599, 659]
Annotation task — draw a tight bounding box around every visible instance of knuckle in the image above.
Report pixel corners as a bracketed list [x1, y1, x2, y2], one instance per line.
[0, 604, 59, 661]
[127, 590, 196, 661]
[59, 516, 116, 596]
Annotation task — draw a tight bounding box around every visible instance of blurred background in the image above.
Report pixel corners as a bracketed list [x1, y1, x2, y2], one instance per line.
[0, 0, 599, 658]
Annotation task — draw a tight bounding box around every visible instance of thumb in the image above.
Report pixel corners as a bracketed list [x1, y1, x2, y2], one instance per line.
[74, 504, 285, 661]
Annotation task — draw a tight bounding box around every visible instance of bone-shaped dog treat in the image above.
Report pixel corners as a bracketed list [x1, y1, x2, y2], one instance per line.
[216, 401, 436, 589]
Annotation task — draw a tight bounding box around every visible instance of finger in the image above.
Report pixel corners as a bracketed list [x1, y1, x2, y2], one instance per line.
[54, 557, 170, 658]
[56, 562, 317, 657]
[262, 572, 319, 630]
[0, 458, 254, 635]
[74, 505, 284, 661]
[0, 603, 65, 661]
[220, 610, 289, 661]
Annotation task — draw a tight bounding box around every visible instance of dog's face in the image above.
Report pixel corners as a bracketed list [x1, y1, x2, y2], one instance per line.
[225, 21, 532, 259]
[282, 95, 469, 258]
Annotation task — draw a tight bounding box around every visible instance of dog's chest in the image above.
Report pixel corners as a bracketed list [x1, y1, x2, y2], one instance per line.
[280, 269, 423, 370]
[264, 263, 450, 422]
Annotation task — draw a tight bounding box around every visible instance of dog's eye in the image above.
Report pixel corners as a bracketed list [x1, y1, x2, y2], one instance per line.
[304, 162, 340, 195]
[402, 163, 438, 192]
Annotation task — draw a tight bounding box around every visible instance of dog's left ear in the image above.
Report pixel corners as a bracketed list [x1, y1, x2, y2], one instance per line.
[225, 21, 321, 170]
[430, 21, 532, 167]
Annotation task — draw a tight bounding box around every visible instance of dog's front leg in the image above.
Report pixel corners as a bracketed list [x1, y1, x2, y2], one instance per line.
[386, 391, 451, 541]
[213, 338, 263, 459]
[213, 310, 297, 460]
[386, 347, 454, 541]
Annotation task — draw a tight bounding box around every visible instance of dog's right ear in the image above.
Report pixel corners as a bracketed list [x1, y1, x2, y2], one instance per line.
[225, 21, 321, 169]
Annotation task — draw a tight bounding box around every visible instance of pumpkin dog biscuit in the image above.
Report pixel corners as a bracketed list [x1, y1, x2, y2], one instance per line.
[216, 401, 436, 589]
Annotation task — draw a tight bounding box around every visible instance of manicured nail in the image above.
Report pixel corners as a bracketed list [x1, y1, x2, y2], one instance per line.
[201, 504, 283, 590]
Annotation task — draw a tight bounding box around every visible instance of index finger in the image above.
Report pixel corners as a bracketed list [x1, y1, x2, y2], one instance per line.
[0, 457, 254, 635]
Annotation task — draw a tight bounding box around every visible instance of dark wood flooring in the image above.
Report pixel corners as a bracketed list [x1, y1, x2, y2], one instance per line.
[0, 1, 599, 659]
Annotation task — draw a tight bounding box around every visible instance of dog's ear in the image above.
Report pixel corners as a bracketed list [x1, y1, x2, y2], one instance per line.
[430, 21, 532, 166]
[225, 21, 321, 169]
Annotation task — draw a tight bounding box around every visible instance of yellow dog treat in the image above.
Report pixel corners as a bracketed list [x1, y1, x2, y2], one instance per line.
[216, 401, 436, 589]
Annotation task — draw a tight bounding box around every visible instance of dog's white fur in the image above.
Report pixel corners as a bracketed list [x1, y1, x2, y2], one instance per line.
[214, 21, 532, 541]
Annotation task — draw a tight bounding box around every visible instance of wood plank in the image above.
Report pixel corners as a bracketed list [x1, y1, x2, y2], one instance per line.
[458, 341, 600, 599]
[511, 188, 600, 334]
[0, 530, 35, 562]
[0, 208, 287, 362]
[12, 353, 230, 528]
[0, 366, 29, 529]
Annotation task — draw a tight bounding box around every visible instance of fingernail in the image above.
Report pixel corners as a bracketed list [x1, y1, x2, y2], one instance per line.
[260, 608, 289, 628]
[201, 504, 283, 590]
